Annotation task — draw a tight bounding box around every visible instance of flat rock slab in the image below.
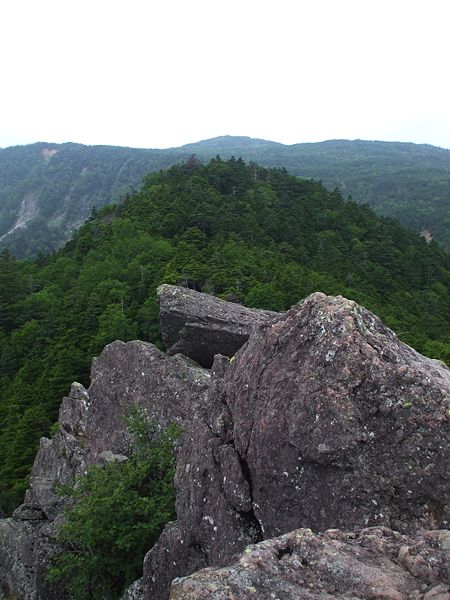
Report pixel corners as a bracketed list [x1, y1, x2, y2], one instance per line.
[170, 527, 450, 600]
[157, 284, 277, 367]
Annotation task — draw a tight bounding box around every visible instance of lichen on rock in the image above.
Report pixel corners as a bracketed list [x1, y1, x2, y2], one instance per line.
[170, 527, 450, 599]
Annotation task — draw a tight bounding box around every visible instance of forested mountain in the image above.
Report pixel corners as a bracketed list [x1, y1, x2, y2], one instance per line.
[1, 137, 449, 257]
[189, 137, 450, 249]
[1, 157, 449, 516]
[0, 142, 180, 257]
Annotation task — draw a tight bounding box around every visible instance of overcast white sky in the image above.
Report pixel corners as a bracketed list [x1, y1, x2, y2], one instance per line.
[1, 0, 450, 150]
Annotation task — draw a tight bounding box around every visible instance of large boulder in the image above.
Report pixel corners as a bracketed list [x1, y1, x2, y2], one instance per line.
[157, 284, 276, 367]
[170, 527, 450, 600]
[140, 292, 450, 598]
[211, 293, 450, 537]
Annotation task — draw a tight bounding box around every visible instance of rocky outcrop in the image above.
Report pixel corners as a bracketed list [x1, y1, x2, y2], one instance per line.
[139, 292, 450, 598]
[170, 527, 450, 599]
[2, 289, 449, 600]
[157, 284, 276, 367]
[14, 382, 90, 523]
[19, 341, 210, 522]
[210, 293, 450, 536]
[1, 340, 210, 599]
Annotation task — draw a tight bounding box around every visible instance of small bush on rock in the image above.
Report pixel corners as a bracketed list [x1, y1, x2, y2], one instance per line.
[47, 409, 181, 599]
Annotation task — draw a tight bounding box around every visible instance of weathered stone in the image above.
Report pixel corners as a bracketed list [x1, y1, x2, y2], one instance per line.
[98, 450, 129, 463]
[0, 519, 65, 600]
[121, 577, 146, 600]
[1, 340, 210, 599]
[3, 291, 450, 600]
[143, 292, 450, 598]
[170, 527, 450, 599]
[21, 341, 210, 521]
[213, 293, 450, 538]
[21, 381, 90, 521]
[157, 284, 276, 367]
[134, 522, 207, 600]
[82, 341, 210, 464]
[228, 293, 449, 536]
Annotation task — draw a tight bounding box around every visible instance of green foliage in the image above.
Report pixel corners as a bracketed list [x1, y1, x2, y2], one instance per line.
[90, 304, 138, 354]
[0, 157, 449, 515]
[245, 283, 285, 311]
[179, 138, 450, 250]
[47, 410, 180, 599]
[0, 142, 177, 258]
[2, 138, 450, 258]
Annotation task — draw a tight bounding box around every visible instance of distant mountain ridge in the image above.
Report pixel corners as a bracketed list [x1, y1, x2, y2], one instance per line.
[1, 136, 449, 256]
[0, 142, 182, 256]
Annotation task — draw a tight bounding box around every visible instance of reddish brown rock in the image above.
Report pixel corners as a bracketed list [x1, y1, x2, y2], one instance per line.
[170, 527, 450, 600]
[217, 293, 450, 537]
[141, 292, 450, 598]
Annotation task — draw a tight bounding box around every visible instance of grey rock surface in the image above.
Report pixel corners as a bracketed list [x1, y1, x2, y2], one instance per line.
[21, 341, 210, 521]
[142, 292, 450, 598]
[157, 284, 277, 367]
[0, 519, 64, 600]
[2, 290, 450, 600]
[134, 522, 207, 600]
[0, 340, 210, 599]
[83, 341, 210, 463]
[17, 381, 90, 522]
[170, 527, 450, 600]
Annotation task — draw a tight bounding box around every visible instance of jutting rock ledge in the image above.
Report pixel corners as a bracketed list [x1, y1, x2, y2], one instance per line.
[157, 283, 276, 367]
[0, 287, 448, 600]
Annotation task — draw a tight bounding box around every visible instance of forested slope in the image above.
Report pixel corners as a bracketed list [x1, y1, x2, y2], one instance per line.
[0, 157, 449, 515]
[1, 138, 450, 256]
[0, 142, 180, 256]
[187, 138, 450, 248]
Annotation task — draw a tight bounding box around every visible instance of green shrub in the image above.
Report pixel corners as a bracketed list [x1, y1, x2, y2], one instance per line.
[47, 410, 181, 599]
